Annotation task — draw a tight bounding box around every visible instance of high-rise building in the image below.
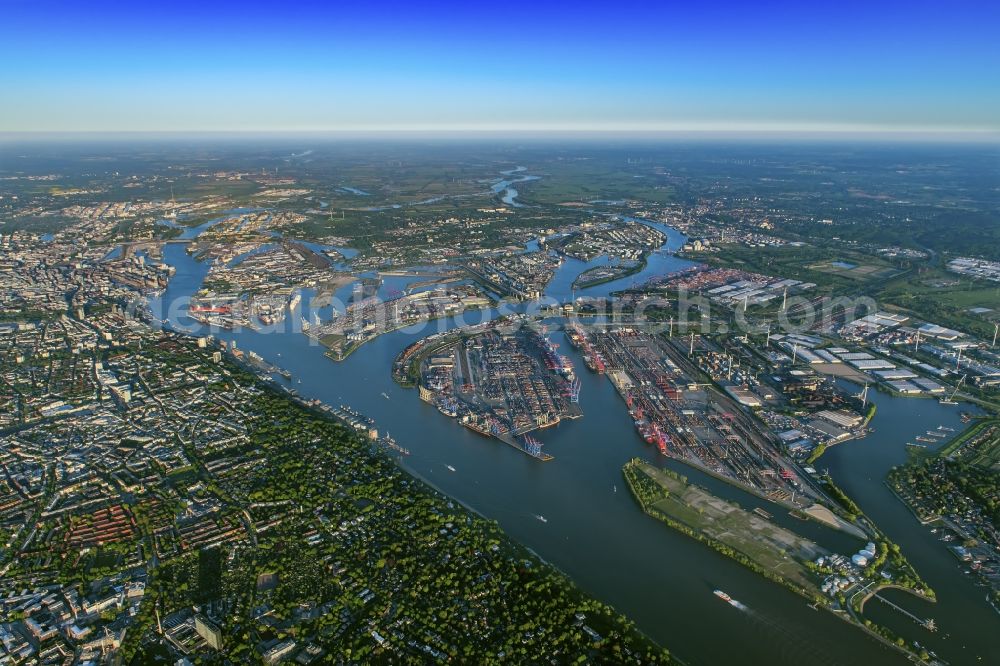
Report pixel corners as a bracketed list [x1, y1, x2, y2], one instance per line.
[194, 615, 223, 650]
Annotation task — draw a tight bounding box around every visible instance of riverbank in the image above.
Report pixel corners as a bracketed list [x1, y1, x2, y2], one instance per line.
[318, 301, 493, 361]
[884, 425, 1000, 604]
[391, 317, 507, 386]
[671, 455, 865, 537]
[624, 459, 935, 664]
[138, 229, 943, 665]
[623, 459, 824, 599]
[572, 255, 648, 290]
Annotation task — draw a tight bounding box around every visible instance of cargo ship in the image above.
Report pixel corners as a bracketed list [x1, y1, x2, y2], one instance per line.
[461, 422, 555, 462]
[583, 352, 607, 374]
[533, 331, 576, 381]
[190, 303, 232, 315]
[462, 419, 494, 437]
[566, 322, 606, 373]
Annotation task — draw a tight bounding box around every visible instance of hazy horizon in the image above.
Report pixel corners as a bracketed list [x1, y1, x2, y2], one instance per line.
[3, 129, 1000, 145]
[3, 0, 997, 134]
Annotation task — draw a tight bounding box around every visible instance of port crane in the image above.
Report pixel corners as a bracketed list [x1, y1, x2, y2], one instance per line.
[854, 382, 869, 408]
[939, 374, 966, 405]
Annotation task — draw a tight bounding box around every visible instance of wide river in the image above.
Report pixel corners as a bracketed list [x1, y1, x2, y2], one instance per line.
[142, 216, 997, 665]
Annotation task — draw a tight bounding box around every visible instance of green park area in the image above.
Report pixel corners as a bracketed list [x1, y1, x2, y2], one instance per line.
[623, 459, 822, 594]
[692, 244, 903, 297]
[517, 161, 675, 206]
[692, 242, 1000, 341]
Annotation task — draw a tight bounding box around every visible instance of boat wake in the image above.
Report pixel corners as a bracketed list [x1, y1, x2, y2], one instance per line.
[714, 590, 748, 611]
[733, 601, 843, 666]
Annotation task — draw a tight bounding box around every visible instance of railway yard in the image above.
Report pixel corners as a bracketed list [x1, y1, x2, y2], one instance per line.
[577, 325, 809, 502]
[415, 327, 583, 461]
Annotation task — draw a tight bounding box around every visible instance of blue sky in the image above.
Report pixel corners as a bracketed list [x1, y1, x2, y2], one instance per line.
[2, 0, 998, 133]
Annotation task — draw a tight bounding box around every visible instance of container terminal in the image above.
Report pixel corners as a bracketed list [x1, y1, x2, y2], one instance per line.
[414, 327, 583, 460]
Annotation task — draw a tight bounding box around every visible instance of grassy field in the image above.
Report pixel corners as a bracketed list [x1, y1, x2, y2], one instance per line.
[968, 426, 1000, 470]
[805, 259, 897, 282]
[518, 161, 675, 206]
[625, 460, 821, 590]
[691, 244, 903, 297]
[938, 418, 1000, 470]
[876, 267, 1000, 339]
[696, 243, 1000, 339]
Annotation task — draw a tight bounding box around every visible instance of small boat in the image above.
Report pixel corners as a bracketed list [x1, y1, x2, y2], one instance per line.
[446, 465, 456, 472]
[382, 392, 390, 400]
[714, 590, 743, 608]
[535, 515, 548, 523]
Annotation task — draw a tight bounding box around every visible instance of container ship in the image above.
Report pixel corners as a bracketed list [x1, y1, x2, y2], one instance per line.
[436, 397, 459, 417]
[566, 322, 606, 373]
[461, 418, 493, 437]
[534, 331, 576, 381]
[626, 393, 670, 455]
[583, 352, 607, 374]
[461, 414, 509, 438]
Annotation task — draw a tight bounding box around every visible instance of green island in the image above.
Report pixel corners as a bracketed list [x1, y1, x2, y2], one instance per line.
[623, 459, 823, 598]
[623, 459, 938, 661]
[572, 259, 646, 290]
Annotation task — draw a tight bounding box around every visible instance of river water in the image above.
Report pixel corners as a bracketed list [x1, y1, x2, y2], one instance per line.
[823, 384, 998, 663]
[544, 218, 692, 299]
[139, 213, 997, 665]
